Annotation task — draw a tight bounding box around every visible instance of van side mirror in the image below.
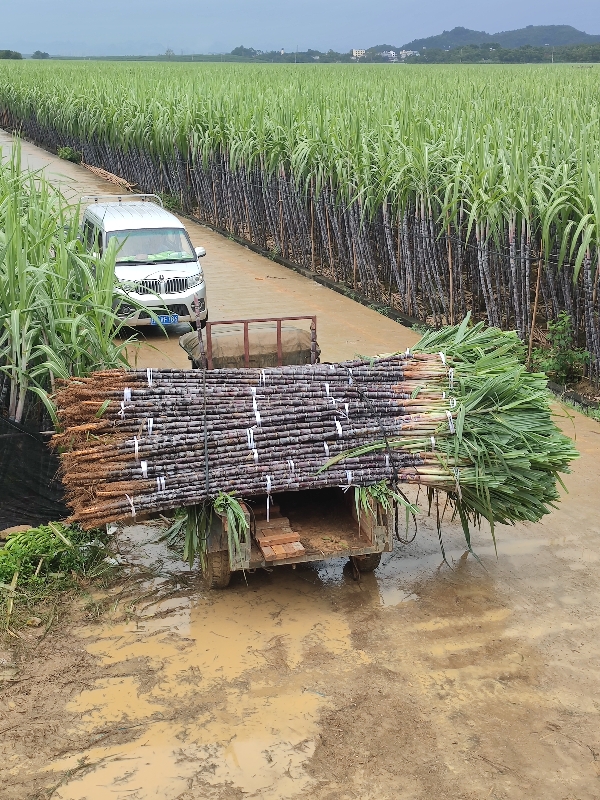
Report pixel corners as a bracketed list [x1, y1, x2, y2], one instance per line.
[195, 246, 206, 258]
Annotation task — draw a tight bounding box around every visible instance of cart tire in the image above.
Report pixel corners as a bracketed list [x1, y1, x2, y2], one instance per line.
[205, 550, 231, 589]
[350, 552, 382, 573]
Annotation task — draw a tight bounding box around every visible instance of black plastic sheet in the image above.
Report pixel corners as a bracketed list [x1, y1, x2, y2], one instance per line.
[0, 417, 67, 529]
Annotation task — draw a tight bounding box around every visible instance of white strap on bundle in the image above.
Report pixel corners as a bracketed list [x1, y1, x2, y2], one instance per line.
[146, 368, 153, 387]
[140, 460, 148, 478]
[325, 382, 330, 397]
[287, 458, 295, 478]
[442, 391, 446, 399]
[118, 401, 126, 419]
[246, 428, 255, 449]
[252, 449, 258, 463]
[125, 493, 136, 518]
[449, 397, 457, 409]
[385, 453, 390, 468]
[156, 476, 166, 492]
[448, 368, 454, 389]
[431, 435, 436, 451]
[261, 369, 267, 386]
[344, 403, 350, 418]
[266, 475, 273, 521]
[347, 368, 353, 385]
[439, 352, 447, 366]
[346, 470, 353, 485]
[323, 441, 330, 458]
[329, 364, 335, 370]
[335, 419, 343, 437]
[405, 347, 411, 356]
[133, 436, 139, 462]
[146, 418, 153, 435]
[123, 387, 132, 402]
[446, 410, 456, 434]
[251, 387, 261, 426]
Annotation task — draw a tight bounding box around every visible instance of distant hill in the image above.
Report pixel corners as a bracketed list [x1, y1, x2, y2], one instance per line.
[402, 25, 600, 51]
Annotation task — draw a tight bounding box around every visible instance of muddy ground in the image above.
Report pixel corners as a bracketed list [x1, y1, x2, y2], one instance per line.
[1, 132, 600, 800]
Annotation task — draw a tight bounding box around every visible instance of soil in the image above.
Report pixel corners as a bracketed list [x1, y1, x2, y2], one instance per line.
[1, 131, 600, 800]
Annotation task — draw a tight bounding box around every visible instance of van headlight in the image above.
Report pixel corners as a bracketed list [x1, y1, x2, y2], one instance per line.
[187, 272, 203, 289]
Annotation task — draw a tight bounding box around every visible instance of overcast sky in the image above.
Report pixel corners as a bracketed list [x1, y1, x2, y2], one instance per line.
[3, 0, 600, 56]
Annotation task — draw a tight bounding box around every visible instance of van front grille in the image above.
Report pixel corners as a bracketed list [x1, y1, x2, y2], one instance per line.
[135, 277, 188, 295]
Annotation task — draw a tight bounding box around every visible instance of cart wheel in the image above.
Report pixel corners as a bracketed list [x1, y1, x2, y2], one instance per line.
[350, 552, 382, 573]
[205, 550, 231, 589]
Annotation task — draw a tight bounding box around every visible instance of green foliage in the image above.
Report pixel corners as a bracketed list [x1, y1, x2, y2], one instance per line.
[163, 493, 248, 570]
[0, 51, 21, 60]
[0, 144, 145, 424]
[32, 51, 50, 60]
[532, 312, 589, 385]
[57, 145, 82, 163]
[0, 522, 109, 586]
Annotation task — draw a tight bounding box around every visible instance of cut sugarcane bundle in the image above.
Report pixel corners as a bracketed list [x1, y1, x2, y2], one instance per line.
[53, 319, 578, 537]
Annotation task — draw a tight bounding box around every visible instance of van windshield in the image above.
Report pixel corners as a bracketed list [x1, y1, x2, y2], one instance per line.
[107, 228, 196, 264]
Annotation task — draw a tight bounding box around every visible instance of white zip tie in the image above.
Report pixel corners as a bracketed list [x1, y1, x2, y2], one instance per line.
[329, 364, 335, 370]
[133, 436, 139, 462]
[324, 441, 330, 458]
[253, 448, 258, 463]
[335, 419, 343, 437]
[118, 401, 126, 419]
[123, 387, 132, 402]
[439, 352, 446, 366]
[246, 428, 256, 449]
[431, 436, 436, 451]
[346, 470, 353, 485]
[325, 382, 330, 397]
[348, 368, 353, 385]
[146, 368, 153, 387]
[140, 460, 148, 478]
[446, 410, 456, 434]
[344, 402, 350, 418]
[442, 391, 446, 399]
[385, 454, 390, 468]
[125, 493, 136, 518]
[449, 397, 457, 409]
[405, 347, 411, 356]
[448, 368, 454, 389]
[261, 369, 267, 386]
[146, 418, 153, 435]
[156, 476, 166, 492]
[288, 458, 295, 477]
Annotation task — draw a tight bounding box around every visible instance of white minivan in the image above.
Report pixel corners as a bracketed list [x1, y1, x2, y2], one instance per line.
[81, 195, 208, 328]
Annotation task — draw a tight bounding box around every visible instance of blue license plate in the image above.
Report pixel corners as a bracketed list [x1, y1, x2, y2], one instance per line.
[151, 313, 179, 325]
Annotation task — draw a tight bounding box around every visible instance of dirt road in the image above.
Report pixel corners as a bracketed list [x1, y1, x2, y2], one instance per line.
[1, 132, 600, 800]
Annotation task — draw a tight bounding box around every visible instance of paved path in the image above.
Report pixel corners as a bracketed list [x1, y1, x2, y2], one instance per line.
[0, 131, 418, 368]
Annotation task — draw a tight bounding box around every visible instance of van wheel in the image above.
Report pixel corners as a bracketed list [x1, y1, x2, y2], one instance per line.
[205, 550, 231, 589]
[350, 552, 382, 573]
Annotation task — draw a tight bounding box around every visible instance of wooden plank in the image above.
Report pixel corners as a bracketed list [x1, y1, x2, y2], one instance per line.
[256, 531, 297, 546]
[255, 517, 289, 531]
[271, 544, 287, 558]
[261, 544, 276, 560]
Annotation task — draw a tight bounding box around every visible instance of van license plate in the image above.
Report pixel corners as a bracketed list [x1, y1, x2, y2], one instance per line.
[152, 314, 179, 325]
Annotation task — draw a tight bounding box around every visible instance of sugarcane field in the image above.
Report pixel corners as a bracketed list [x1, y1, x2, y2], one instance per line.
[1, 58, 600, 800]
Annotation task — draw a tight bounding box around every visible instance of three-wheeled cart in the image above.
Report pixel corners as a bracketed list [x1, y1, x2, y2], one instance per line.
[179, 315, 396, 588]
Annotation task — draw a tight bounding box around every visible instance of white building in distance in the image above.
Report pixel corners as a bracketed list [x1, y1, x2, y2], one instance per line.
[352, 49, 366, 58]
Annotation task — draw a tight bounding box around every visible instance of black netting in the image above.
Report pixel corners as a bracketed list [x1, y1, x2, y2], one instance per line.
[0, 416, 67, 529]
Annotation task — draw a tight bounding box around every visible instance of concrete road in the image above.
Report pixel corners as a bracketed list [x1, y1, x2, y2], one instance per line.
[0, 130, 418, 367]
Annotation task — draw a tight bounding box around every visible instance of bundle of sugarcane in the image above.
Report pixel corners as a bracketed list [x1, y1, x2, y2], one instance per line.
[52, 319, 578, 535]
